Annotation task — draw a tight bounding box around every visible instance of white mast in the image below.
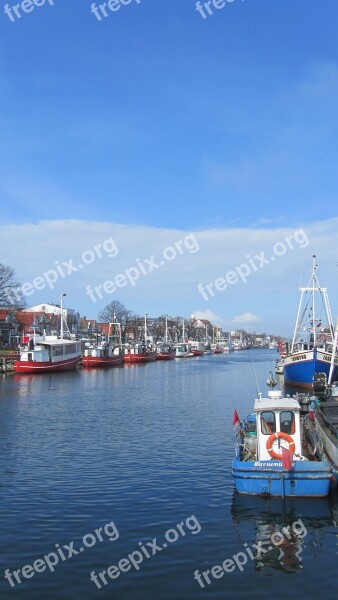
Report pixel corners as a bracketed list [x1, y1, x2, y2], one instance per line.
[291, 256, 334, 352]
[60, 293, 66, 339]
[182, 320, 185, 342]
[144, 313, 147, 345]
[165, 316, 168, 344]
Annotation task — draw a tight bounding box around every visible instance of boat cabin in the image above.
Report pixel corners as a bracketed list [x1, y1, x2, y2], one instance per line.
[254, 391, 302, 461]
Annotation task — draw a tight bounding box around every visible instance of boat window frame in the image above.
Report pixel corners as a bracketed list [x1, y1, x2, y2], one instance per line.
[260, 411, 276, 435]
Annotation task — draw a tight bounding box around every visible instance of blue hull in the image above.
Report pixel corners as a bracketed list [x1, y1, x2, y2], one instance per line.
[232, 458, 332, 497]
[283, 349, 337, 388]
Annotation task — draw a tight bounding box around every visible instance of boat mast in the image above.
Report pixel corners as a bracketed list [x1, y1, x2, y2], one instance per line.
[312, 255, 317, 348]
[165, 316, 168, 344]
[144, 313, 147, 346]
[182, 320, 185, 342]
[291, 288, 305, 353]
[60, 293, 66, 339]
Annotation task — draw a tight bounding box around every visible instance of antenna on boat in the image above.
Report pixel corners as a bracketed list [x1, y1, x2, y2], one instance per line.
[252, 358, 260, 397]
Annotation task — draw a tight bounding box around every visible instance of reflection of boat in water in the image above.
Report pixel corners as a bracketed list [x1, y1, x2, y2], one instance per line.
[231, 492, 335, 573]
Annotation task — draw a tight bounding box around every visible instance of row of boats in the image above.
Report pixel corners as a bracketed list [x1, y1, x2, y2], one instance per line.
[12, 314, 232, 373]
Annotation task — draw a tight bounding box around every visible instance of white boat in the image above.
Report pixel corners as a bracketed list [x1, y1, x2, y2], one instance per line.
[14, 294, 81, 373]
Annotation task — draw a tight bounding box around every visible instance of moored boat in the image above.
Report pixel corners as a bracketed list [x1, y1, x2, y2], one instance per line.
[283, 256, 338, 389]
[14, 338, 82, 373]
[82, 318, 123, 368]
[156, 317, 176, 360]
[82, 342, 123, 367]
[189, 340, 205, 356]
[156, 342, 176, 360]
[124, 313, 157, 363]
[124, 343, 157, 363]
[174, 342, 194, 358]
[232, 390, 333, 497]
[14, 294, 81, 374]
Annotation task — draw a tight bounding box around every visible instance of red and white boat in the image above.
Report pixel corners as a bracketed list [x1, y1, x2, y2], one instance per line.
[82, 343, 123, 367]
[156, 343, 176, 360]
[156, 318, 176, 360]
[189, 340, 205, 356]
[14, 338, 82, 373]
[82, 319, 123, 368]
[124, 313, 157, 363]
[14, 294, 81, 374]
[124, 343, 157, 363]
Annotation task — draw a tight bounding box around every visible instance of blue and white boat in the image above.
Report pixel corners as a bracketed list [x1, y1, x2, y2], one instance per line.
[232, 390, 333, 497]
[283, 255, 338, 389]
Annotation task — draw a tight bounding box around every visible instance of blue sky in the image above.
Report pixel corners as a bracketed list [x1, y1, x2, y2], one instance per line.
[1, 0, 338, 333]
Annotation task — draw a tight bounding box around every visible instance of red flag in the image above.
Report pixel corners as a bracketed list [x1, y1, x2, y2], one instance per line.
[282, 446, 293, 471]
[233, 409, 240, 426]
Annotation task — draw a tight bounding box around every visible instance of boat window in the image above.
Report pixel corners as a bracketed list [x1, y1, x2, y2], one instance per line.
[280, 411, 295, 434]
[52, 345, 64, 356]
[260, 411, 276, 434]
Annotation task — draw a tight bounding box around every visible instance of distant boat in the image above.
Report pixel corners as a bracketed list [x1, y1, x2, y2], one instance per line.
[156, 317, 176, 360]
[232, 390, 333, 497]
[275, 357, 285, 375]
[223, 342, 234, 353]
[174, 342, 194, 358]
[213, 346, 224, 354]
[14, 294, 81, 374]
[189, 340, 205, 356]
[82, 318, 123, 368]
[266, 371, 277, 387]
[283, 256, 338, 389]
[124, 314, 157, 363]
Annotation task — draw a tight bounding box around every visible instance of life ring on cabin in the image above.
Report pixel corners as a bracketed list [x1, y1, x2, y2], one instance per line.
[266, 432, 295, 460]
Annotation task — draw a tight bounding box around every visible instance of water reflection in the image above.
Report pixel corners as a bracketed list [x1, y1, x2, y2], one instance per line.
[231, 492, 338, 574]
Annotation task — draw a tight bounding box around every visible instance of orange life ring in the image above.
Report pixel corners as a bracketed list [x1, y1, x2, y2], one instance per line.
[266, 432, 295, 460]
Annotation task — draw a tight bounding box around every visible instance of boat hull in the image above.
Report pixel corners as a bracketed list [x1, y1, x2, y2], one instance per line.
[232, 458, 332, 497]
[156, 351, 176, 360]
[14, 356, 81, 373]
[124, 352, 157, 363]
[191, 349, 204, 356]
[82, 355, 123, 368]
[283, 349, 338, 389]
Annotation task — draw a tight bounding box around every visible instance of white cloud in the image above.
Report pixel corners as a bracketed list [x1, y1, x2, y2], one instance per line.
[232, 312, 260, 324]
[192, 310, 225, 327]
[0, 217, 338, 335]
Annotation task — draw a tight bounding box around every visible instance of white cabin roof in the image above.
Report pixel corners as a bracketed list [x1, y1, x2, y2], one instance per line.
[254, 395, 300, 413]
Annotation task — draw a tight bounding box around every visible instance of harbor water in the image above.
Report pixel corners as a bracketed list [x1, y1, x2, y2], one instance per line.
[0, 349, 337, 600]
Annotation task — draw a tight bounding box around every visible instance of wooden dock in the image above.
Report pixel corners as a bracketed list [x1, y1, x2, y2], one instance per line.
[0, 352, 19, 373]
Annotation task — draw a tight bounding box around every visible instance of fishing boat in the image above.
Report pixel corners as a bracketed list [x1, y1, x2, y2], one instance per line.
[174, 342, 194, 358]
[14, 294, 81, 374]
[232, 390, 333, 497]
[124, 314, 157, 363]
[223, 341, 235, 353]
[82, 318, 123, 368]
[189, 340, 205, 356]
[283, 256, 338, 389]
[156, 317, 176, 360]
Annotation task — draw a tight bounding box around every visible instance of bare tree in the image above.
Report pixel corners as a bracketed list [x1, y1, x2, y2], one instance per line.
[0, 263, 26, 308]
[98, 300, 137, 343]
